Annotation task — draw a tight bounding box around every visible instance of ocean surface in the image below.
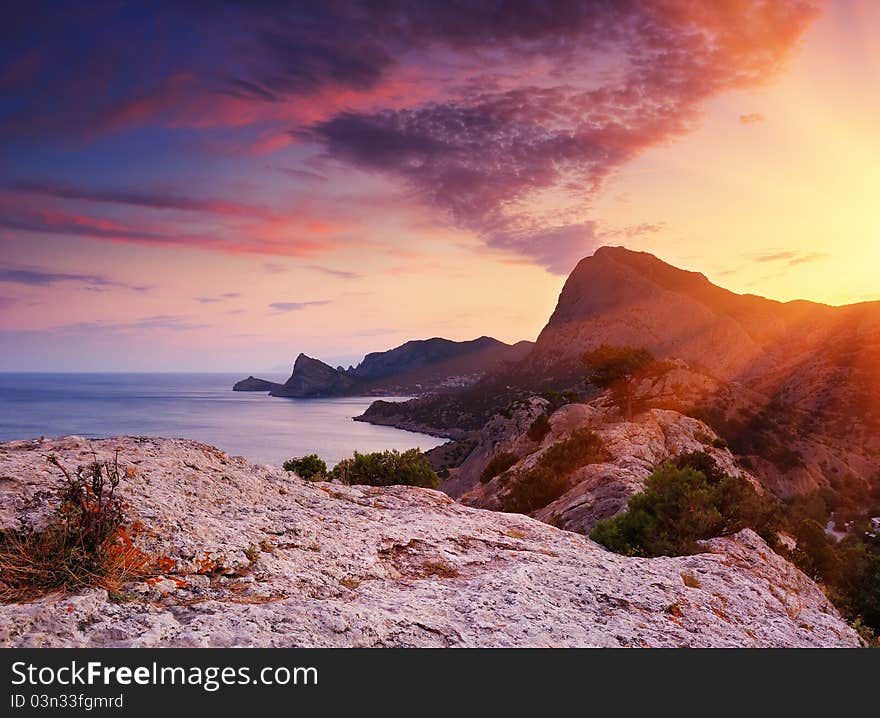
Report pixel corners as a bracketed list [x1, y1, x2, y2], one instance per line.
[0, 373, 445, 467]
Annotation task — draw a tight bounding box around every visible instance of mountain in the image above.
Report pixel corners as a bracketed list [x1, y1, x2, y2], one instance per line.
[360, 246, 880, 497]
[237, 336, 533, 398]
[351, 336, 530, 382]
[530, 246, 826, 380]
[524, 246, 880, 493]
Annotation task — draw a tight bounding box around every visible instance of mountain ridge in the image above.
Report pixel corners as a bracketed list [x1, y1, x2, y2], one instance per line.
[235, 336, 534, 398]
[361, 246, 880, 497]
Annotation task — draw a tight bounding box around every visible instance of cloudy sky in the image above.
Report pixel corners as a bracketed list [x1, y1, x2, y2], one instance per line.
[1, 0, 878, 371]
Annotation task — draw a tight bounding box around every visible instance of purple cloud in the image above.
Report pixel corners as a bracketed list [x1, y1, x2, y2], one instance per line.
[57, 315, 208, 333]
[0, 266, 150, 292]
[308, 266, 362, 280]
[0, 1, 823, 275]
[269, 300, 331, 312]
[4, 181, 273, 219]
[303, 1, 821, 273]
[195, 292, 241, 303]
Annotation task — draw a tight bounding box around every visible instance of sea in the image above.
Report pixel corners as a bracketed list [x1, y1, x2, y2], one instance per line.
[0, 373, 446, 468]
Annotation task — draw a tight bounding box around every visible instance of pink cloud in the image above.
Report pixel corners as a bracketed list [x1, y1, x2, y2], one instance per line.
[739, 112, 766, 124]
[0, 194, 355, 259]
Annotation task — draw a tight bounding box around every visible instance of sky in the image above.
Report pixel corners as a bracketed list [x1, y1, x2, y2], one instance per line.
[0, 0, 877, 371]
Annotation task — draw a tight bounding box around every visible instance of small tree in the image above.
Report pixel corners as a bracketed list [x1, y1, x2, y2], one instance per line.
[526, 413, 551, 442]
[589, 457, 775, 557]
[582, 344, 655, 420]
[282, 454, 327, 481]
[480, 452, 518, 483]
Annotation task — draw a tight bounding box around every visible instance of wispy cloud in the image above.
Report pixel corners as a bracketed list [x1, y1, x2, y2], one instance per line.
[274, 167, 328, 183]
[739, 112, 766, 124]
[0, 266, 151, 292]
[195, 292, 241, 303]
[3, 181, 274, 219]
[269, 300, 331, 312]
[309, 265, 362, 280]
[0, 199, 352, 259]
[753, 251, 829, 266]
[57, 315, 208, 333]
[600, 223, 665, 241]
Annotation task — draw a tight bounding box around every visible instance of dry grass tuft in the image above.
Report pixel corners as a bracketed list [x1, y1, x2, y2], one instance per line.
[0, 452, 153, 603]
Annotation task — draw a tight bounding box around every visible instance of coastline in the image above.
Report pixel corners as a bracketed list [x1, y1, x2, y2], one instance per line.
[352, 411, 467, 441]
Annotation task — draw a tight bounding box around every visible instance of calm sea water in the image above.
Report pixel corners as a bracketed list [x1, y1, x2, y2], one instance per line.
[0, 373, 445, 467]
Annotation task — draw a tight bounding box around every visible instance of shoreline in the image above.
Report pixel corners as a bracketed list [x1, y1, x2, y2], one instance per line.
[351, 412, 466, 441]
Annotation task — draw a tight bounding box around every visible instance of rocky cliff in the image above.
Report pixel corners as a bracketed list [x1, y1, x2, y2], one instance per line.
[0, 436, 858, 647]
[531, 246, 828, 380]
[449, 395, 759, 534]
[270, 353, 356, 397]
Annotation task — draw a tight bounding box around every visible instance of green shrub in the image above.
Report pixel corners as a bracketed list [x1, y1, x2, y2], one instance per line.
[502, 466, 569, 515]
[607, 449, 880, 633]
[502, 429, 609, 514]
[536, 428, 609, 477]
[282, 454, 327, 481]
[540, 390, 581, 413]
[672, 451, 727, 484]
[480, 452, 518, 483]
[526, 413, 551, 443]
[330, 449, 438, 488]
[590, 455, 776, 557]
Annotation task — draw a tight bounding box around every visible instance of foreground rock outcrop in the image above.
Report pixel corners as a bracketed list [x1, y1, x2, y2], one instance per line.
[0, 437, 858, 647]
[0, 436, 858, 647]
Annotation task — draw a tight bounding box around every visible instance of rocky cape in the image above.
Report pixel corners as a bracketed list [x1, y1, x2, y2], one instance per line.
[0, 436, 858, 647]
[235, 336, 533, 398]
